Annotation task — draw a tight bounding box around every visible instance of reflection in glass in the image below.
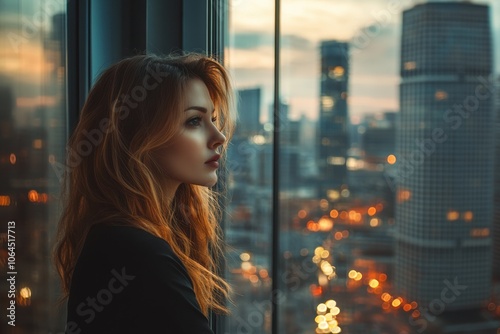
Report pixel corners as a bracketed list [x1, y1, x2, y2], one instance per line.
[273, 0, 499, 333]
[224, 1, 275, 333]
[0, 1, 67, 333]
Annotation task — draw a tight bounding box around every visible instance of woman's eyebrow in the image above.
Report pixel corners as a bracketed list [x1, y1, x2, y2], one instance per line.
[184, 106, 216, 113]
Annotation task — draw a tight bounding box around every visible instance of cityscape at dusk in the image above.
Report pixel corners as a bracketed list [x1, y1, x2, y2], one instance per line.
[228, 0, 500, 121]
[0, 1, 499, 333]
[224, 1, 500, 333]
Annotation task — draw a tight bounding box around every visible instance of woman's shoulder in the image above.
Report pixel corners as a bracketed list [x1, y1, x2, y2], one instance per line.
[67, 223, 213, 333]
[85, 223, 173, 256]
[74, 222, 183, 278]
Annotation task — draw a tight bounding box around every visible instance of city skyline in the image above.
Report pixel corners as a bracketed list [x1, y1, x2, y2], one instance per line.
[228, 0, 500, 122]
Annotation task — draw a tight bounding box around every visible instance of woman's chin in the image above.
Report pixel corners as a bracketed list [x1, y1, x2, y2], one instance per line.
[193, 177, 218, 188]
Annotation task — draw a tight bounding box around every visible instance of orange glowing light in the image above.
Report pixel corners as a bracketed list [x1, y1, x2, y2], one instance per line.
[315, 315, 325, 324]
[310, 285, 323, 297]
[381, 293, 392, 302]
[367, 207, 376, 216]
[330, 66, 345, 78]
[435, 90, 448, 101]
[471, 228, 490, 237]
[379, 273, 387, 282]
[298, 210, 307, 219]
[33, 139, 43, 149]
[369, 279, 379, 288]
[20, 287, 31, 299]
[392, 299, 402, 307]
[9, 153, 16, 164]
[38, 193, 48, 203]
[325, 300, 336, 309]
[314, 247, 324, 256]
[370, 218, 379, 227]
[348, 270, 357, 279]
[28, 190, 39, 202]
[307, 220, 319, 232]
[334, 232, 343, 240]
[330, 306, 340, 316]
[397, 189, 411, 202]
[330, 209, 339, 218]
[241, 261, 251, 271]
[447, 210, 459, 221]
[259, 269, 268, 279]
[318, 216, 333, 232]
[0, 195, 11, 207]
[403, 304, 412, 312]
[0, 196, 11, 206]
[340, 211, 348, 219]
[387, 154, 396, 164]
[463, 211, 473, 222]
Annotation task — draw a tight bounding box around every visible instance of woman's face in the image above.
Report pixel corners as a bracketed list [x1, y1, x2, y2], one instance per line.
[155, 78, 226, 190]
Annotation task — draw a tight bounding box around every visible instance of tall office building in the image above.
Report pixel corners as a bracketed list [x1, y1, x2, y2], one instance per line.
[236, 87, 261, 137]
[318, 40, 349, 200]
[395, 2, 494, 310]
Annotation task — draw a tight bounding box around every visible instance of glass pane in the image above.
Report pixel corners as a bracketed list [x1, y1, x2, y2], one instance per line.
[279, 0, 499, 334]
[0, 1, 67, 333]
[223, 0, 275, 333]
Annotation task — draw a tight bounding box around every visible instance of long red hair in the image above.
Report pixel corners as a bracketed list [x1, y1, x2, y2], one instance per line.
[53, 53, 236, 315]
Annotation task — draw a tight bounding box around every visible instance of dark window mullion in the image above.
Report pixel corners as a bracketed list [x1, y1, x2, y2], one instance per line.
[272, 0, 281, 333]
[66, 0, 90, 135]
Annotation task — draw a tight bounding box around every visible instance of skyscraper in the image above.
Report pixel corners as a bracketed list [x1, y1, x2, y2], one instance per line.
[395, 1, 494, 311]
[318, 40, 349, 200]
[236, 87, 261, 137]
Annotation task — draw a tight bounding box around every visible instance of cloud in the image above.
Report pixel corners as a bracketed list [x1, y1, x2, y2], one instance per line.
[231, 33, 312, 50]
[231, 32, 273, 49]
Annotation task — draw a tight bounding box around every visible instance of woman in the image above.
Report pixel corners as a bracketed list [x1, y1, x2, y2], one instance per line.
[53, 53, 236, 333]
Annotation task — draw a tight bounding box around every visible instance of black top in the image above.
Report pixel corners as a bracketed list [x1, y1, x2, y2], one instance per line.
[65, 224, 214, 334]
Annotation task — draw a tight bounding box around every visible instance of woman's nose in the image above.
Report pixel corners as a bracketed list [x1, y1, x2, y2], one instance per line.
[211, 126, 226, 150]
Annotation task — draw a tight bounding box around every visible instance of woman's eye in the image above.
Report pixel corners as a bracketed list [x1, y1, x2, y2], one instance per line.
[186, 115, 217, 127]
[187, 117, 202, 126]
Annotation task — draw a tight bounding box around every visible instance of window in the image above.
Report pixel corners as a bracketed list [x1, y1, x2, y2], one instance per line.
[224, 1, 275, 333]
[224, 0, 500, 333]
[1, 0, 499, 332]
[0, 1, 68, 332]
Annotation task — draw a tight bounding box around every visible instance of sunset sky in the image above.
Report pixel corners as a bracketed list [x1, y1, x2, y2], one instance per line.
[227, 0, 500, 122]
